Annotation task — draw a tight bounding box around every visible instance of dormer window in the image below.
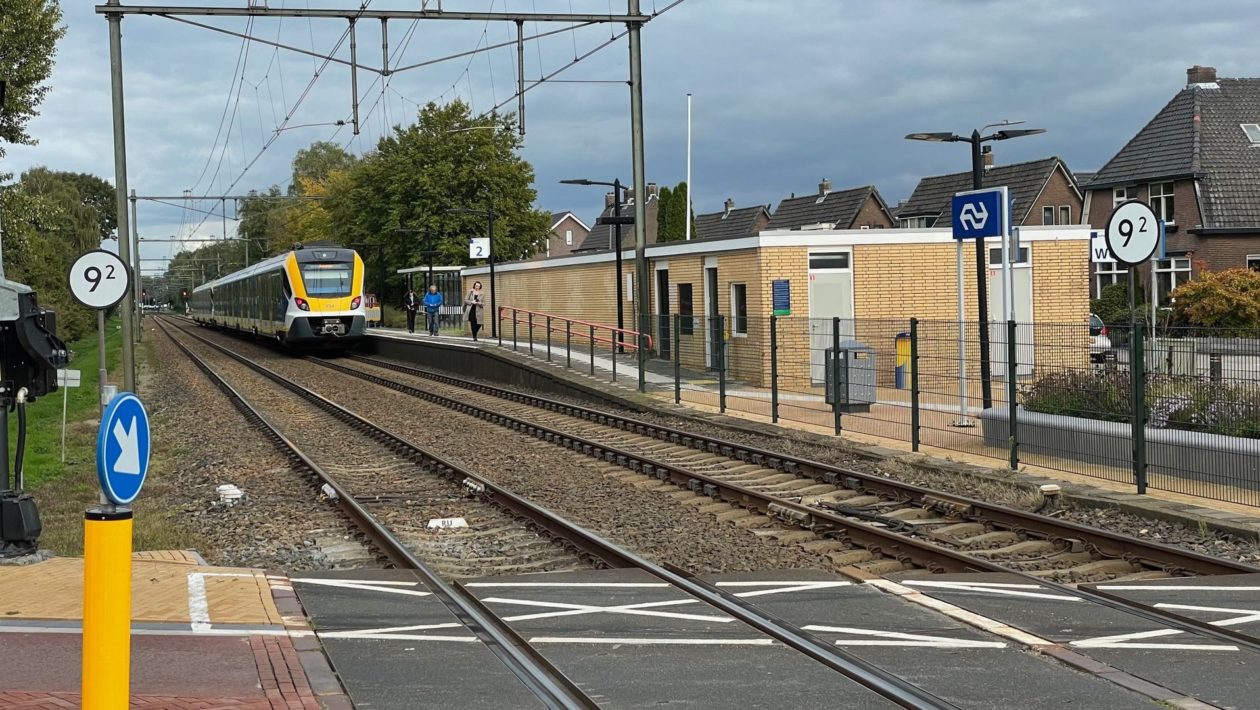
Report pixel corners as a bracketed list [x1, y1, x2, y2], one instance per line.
[1243, 123, 1260, 145]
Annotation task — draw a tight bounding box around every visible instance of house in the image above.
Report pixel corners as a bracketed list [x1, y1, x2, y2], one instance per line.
[573, 184, 659, 253]
[765, 181, 895, 231]
[897, 155, 1082, 229]
[1083, 65, 1260, 301]
[530, 211, 590, 260]
[694, 199, 771, 240]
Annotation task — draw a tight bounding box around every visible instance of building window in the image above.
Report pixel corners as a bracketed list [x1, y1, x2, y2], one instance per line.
[1247, 255, 1260, 272]
[899, 216, 934, 229]
[730, 283, 748, 336]
[1154, 257, 1192, 302]
[678, 283, 694, 335]
[988, 247, 1029, 265]
[1113, 187, 1129, 206]
[809, 252, 850, 270]
[1042, 206, 1055, 225]
[565, 229, 573, 245]
[1149, 182, 1174, 222]
[1059, 205, 1071, 225]
[1094, 262, 1128, 298]
[1242, 123, 1260, 145]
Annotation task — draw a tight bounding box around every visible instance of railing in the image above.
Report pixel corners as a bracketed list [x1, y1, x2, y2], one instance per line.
[497, 306, 653, 384]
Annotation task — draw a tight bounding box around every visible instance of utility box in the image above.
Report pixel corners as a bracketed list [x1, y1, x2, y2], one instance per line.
[1148, 338, 1196, 376]
[825, 340, 875, 412]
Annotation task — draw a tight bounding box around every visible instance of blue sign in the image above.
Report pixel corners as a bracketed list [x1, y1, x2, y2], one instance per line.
[772, 279, 791, 316]
[951, 187, 1007, 240]
[96, 392, 151, 505]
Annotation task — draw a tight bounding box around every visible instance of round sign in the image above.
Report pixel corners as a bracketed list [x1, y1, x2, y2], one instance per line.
[1105, 200, 1160, 265]
[96, 392, 151, 506]
[68, 250, 131, 309]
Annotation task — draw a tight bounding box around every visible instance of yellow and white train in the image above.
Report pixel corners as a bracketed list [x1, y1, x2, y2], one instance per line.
[190, 244, 367, 348]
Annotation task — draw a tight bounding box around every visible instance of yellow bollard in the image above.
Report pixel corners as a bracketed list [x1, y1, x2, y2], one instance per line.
[82, 507, 133, 709]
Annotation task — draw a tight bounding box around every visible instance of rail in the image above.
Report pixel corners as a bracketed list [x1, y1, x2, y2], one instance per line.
[499, 306, 653, 351]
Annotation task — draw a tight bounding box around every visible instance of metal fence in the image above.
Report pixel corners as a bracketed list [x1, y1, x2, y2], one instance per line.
[495, 308, 1260, 508]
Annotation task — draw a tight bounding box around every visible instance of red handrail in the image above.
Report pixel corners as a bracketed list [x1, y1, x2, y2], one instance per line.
[499, 306, 654, 351]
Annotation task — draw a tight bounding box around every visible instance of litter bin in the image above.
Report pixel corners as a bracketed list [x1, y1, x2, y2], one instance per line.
[894, 332, 911, 389]
[825, 340, 876, 412]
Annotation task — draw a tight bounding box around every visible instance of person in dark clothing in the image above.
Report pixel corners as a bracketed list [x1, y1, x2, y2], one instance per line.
[465, 281, 484, 341]
[402, 288, 420, 334]
[423, 284, 444, 336]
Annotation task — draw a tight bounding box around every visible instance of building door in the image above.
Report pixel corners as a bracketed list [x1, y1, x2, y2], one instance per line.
[705, 265, 720, 369]
[807, 251, 855, 384]
[987, 245, 1034, 377]
[656, 267, 670, 359]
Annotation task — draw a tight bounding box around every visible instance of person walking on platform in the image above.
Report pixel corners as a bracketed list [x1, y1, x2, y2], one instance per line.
[402, 287, 420, 334]
[423, 284, 444, 336]
[465, 281, 485, 341]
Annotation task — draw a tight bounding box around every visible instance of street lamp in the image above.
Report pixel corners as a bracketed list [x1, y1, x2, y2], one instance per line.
[905, 120, 1045, 409]
[445, 207, 498, 341]
[561, 178, 628, 354]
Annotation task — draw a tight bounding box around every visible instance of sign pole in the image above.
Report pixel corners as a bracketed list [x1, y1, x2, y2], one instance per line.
[955, 240, 970, 426]
[82, 507, 133, 709]
[97, 309, 106, 417]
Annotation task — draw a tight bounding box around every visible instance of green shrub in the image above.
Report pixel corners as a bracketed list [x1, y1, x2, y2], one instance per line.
[1021, 369, 1131, 422]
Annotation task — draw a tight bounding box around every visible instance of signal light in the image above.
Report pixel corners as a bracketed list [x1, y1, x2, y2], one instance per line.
[294, 297, 310, 311]
[350, 296, 361, 310]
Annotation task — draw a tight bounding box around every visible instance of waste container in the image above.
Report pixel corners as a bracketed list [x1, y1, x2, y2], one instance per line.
[825, 340, 876, 412]
[894, 332, 911, 389]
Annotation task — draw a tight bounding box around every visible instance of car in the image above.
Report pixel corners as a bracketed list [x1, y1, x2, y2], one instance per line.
[1089, 313, 1111, 363]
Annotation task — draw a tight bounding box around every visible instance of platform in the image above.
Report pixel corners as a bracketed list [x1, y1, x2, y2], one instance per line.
[293, 567, 1156, 709]
[0, 551, 347, 708]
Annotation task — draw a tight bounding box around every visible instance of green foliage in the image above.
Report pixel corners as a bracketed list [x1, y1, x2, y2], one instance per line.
[656, 181, 694, 242]
[1090, 280, 1146, 327]
[1022, 369, 1132, 422]
[1171, 267, 1260, 332]
[0, 0, 65, 162]
[289, 141, 356, 195]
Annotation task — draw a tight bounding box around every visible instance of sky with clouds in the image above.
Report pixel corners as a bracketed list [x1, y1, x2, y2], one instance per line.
[5, 0, 1260, 273]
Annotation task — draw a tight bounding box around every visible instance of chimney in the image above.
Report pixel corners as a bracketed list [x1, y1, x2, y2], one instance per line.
[1187, 65, 1217, 86]
[982, 145, 994, 169]
[818, 178, 832, 196]
[604, 191, 615, 208]
[647, 182, 659, 198]
[723, 198, 735, 217]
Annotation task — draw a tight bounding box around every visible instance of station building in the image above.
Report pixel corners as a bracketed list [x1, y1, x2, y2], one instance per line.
[462, 226, 1091, 390]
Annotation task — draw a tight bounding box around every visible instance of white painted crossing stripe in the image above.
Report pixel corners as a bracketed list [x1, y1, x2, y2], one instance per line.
[1071, 628, 1237, 651]
[291, 578, 433, 597]
[1097, 586, 1260, 591]
[529, 637, 776, 646]
[483, 597, 732, 623]
[866, 579, 1055, 648]
[463, 581, 852, 589]
[901, 579, 1081, 602]
[803, 625, 1007, 649]
[321, 621, 466, 637]
[322, 632, 481, 642]
[188, 573, 211, 633]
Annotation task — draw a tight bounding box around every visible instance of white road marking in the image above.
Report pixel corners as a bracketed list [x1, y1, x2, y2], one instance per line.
[482, 597, 732, 623]
[188, 573, 211, 633]
[1153, 603, 1260, 627]
[901, 579, 1081, 602]
[291, 578, 433, 597]
[1071, 628, 1237, 651]
[1096, 586, 1260, 592]
[463, 580, 851, 589]
[529, 637, 776, 646]
[866, 579, 1055, 647]
[0, 624, 301, 637]
[803, 625, 1006, 648]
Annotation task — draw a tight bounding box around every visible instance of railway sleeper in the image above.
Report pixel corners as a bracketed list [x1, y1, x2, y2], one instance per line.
[957, 531, 1022, 548]
[970, 540, 1060, 558]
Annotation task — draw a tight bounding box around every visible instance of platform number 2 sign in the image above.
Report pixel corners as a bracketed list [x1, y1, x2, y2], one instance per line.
[69, 250, 131, 310]
[469, 238, 490, 260]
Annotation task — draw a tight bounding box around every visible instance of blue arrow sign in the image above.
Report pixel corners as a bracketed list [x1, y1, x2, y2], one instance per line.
[96, 392, 151, 505]
[951, 187, 1007, 240]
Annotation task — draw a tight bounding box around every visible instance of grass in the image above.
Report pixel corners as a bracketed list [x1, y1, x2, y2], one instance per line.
[21, 318, 200, 556]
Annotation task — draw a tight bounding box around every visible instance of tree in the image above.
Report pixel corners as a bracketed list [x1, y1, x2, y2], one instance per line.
[17, 168, 115, 240]
[289, 141, 356, 195]
[655, 181, 693, 242]
[1171, 267, 1260, 332]
[0, 0, 65, 164]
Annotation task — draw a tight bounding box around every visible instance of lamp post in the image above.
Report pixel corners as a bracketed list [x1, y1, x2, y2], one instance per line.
[904, 121, 1045, 410]
[446, 207, 498, 339]
[561, 178, 627, 353]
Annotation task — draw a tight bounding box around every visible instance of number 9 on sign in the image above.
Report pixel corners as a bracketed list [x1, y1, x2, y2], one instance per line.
[68, 250, 131, 310]
[1104, 200, 1160, 265]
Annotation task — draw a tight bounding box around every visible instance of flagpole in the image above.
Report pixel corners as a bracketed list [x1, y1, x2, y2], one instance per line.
[685, 93, 692, 241]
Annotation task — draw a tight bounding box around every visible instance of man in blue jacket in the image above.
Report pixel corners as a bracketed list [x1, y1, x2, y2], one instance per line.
[423, 284, 444, 336]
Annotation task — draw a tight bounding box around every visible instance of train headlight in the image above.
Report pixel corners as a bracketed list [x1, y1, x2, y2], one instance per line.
[350, 296, 361, 310]
[294, 297, 310, 311]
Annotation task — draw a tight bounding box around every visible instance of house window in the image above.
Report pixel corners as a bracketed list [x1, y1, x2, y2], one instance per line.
[1242, 124, 1260, 145]
[1154, 257, 1192, 302]
[565, 229, 573, 245]
[1113, 187, 1129, 206]
[1094, 262, 1128, 298]
[1149, 182, 1174, 222]
[899, 216, 934, 228]
[1059, 205, 1072, 225]
[730, 283, 748, 336]
[1247, 255, 1260, 272]
[678, 283, 694, 335]
[1042, 206, 1055, 225]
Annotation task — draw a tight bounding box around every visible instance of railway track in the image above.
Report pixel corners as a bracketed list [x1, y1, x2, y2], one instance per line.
[156, 316, 962, 710]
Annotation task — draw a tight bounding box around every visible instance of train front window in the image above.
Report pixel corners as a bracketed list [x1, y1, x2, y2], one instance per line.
[300, 263, 353, 297]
